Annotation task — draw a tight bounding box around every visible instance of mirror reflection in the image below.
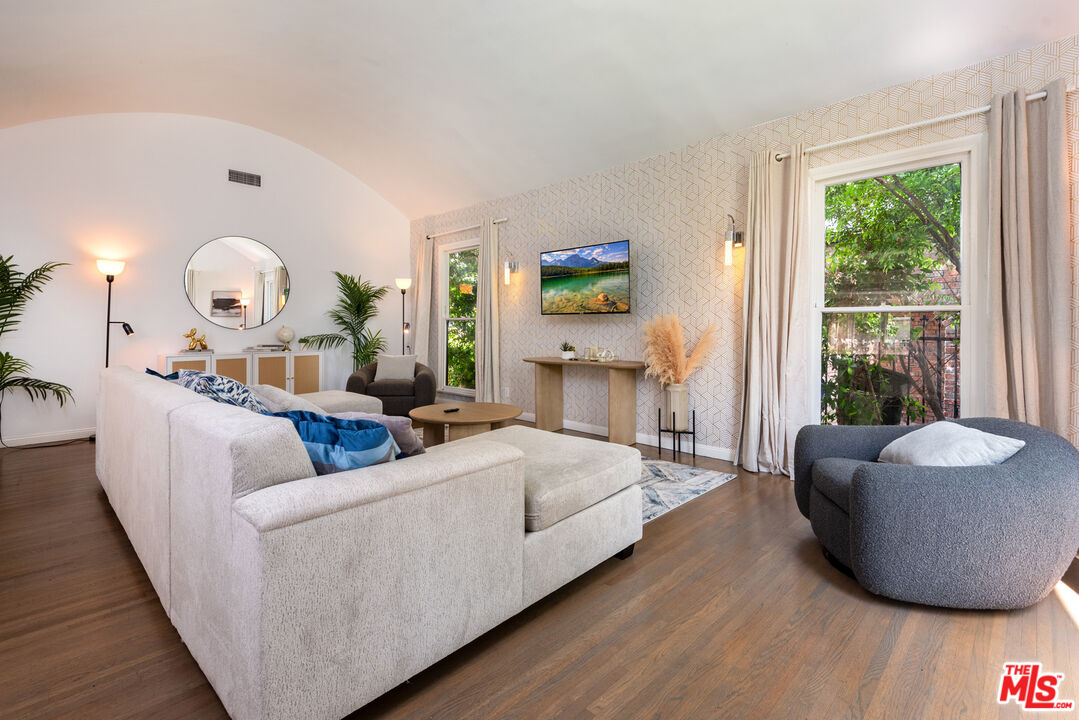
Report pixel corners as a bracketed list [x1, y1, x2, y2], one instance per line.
[184, 237, 289, 330]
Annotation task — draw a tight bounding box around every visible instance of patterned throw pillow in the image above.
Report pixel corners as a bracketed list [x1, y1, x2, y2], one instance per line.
[272, 411, 399, 475]
[177, 370, 269, 414]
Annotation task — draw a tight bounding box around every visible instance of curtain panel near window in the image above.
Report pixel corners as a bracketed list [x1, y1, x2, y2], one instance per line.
[986, 79, 1070, 434]
[475, 218, 501, 402]
[412, 234, 435, 366]
[737, 144, 811, 475]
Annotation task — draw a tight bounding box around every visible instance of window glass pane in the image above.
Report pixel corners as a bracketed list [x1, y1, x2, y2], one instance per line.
[446, 319, 475, 389]
[825, 163, 961, 307]
[821, 311, 959, 425]
[448, 248, 479, 319]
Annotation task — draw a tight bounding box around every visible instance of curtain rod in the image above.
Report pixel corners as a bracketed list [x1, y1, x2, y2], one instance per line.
[425, 217, 507, 240]
[775, 87, 1074, 161]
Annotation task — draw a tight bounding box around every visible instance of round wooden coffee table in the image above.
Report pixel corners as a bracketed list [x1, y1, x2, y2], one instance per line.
[409, 402, 523, 447]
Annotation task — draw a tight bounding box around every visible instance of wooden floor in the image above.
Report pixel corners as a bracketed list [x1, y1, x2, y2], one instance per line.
[2, 434, 1077, 719]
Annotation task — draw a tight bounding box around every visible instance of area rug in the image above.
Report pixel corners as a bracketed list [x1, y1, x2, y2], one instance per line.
[638, 458, 737, 523]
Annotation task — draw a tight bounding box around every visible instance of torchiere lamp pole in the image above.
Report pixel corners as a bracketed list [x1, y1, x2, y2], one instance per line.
[97, 259, 135, 368]
[394, 278, 412, 354]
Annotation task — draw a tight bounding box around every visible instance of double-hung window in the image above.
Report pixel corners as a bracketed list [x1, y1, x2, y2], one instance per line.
[809, 138, 985, 426]
[440, 241, 479, 393]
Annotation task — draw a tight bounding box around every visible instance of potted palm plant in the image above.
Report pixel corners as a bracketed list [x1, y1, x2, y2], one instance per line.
[299, 272, 389, 370]
[642, 315, 716, 431]
[1, 256, 73, 437]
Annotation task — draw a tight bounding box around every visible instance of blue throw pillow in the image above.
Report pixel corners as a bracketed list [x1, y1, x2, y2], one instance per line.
[272, 410, 399, 475]
[177, 369, 269, 414]
[145, 368, 179, 381]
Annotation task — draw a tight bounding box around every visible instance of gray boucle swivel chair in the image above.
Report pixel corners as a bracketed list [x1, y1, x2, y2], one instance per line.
[346, 361, 436, 417]
[794, 418, 1079, 609]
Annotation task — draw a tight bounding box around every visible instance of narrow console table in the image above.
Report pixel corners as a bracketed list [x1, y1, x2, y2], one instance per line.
[523, 357, 645, 445]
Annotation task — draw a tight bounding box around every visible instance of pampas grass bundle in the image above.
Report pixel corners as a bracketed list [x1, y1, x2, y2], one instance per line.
[642, 315, 717, 385]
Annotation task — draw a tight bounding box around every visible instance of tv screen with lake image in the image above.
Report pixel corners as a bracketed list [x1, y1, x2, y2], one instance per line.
[540, 240, 630, 315]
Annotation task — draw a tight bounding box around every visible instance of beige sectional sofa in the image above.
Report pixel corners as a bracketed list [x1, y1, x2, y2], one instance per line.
[95, 367, 642, 720]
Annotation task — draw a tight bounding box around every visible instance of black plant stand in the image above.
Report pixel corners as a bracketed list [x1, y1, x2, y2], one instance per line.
[657, 408, 696, 460]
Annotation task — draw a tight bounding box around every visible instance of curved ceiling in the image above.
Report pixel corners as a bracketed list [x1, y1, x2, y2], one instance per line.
[2, 1, 1078, 218]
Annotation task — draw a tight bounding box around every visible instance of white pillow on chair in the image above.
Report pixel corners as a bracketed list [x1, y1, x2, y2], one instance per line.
[877, 421, 1025, 466]
[374, 354, 417, 382]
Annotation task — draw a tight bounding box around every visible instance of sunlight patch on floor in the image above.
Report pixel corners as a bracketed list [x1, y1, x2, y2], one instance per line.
[1054, 581, 1079, 630]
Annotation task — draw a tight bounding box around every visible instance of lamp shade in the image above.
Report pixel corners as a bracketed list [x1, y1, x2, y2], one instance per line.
[240, 297, 250, 307]
[96, 259, 126, 276]
[395, 277, 412, 291]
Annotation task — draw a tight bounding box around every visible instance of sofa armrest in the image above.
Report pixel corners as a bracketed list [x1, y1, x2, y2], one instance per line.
[225, 439, 527, 716]
[414, 363, 436, 406]
[345, 362, 377, 394]
[849, 462, 1079, 608]
[793, 424, 916, 517]
[232, 440, 523, 531]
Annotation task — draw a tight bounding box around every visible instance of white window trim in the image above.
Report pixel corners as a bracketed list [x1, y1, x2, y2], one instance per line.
[438, 237, 480, 396]
[806, 135, 988, 424]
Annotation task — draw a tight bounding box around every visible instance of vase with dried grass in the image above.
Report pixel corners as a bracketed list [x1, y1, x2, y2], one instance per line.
[642, 315, 717, 431]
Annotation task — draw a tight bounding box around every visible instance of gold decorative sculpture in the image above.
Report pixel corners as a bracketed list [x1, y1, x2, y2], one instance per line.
[183, 327, 209, 351]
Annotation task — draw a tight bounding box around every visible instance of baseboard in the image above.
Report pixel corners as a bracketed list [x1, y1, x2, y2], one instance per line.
[516, 413, 736, 462]
[3, 427, 95, 447]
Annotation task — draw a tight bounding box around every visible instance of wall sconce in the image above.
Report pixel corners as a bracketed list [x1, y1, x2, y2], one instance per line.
[97, 259, 135, 367]
[504, 259, 519, 285]
[724, 214, 744, 267]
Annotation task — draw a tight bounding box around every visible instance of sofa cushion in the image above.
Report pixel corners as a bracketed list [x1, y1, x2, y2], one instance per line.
[877, 420, 1026, 466]
[251, 384, 325, 414]
[177, 369, 269, 414]
[449, 425, 641, 531]
[811, 457, 869, 514]
[332, 411, 425, 457]
[367, 379, 415, 397]
[374, 354, 417, 381]
[299, 389, 383, 413]
[272, 410, 398, 475]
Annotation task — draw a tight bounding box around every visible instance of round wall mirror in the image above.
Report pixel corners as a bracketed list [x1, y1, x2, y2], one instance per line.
[184, 237, 290, 330]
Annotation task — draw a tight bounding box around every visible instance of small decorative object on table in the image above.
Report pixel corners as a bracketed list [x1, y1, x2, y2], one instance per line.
[183, 327, 209, 352]
[276, 325, 296, 351]
[643, 315, 716, 455]
[559, 341, 576, 360]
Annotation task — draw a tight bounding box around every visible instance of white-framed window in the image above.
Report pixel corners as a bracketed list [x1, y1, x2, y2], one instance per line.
[439, 239, 480, 395]
[808, 136, 987, 426]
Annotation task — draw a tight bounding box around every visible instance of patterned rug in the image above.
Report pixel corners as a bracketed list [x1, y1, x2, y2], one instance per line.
[639, 458, 737, 523]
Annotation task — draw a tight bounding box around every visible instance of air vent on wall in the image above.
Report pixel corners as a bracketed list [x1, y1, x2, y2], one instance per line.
[228, 169, 261, 187]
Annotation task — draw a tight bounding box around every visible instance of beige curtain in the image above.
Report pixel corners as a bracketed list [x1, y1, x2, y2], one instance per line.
[475, 218, 501, 402]
[737, 144, 811, 475]
[986, 79, 1070, 434]
[412, 234, 435, 366]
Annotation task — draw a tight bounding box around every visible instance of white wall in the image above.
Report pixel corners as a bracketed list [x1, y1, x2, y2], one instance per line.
[0, 113, 410, 444]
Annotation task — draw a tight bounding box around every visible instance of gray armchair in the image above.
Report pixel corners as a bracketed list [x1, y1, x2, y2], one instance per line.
[794, 418, 1079, 609]
[346, 361, 436, 417]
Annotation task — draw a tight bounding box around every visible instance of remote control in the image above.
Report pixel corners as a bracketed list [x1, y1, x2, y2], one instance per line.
[443, 407, 460, 413]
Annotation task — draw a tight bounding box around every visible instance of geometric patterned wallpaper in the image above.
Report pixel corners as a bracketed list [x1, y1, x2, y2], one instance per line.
[412, 34, 1079, 457]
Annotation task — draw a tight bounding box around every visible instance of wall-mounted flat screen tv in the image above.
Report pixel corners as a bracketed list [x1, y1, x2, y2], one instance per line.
[540, 240, 630, 315]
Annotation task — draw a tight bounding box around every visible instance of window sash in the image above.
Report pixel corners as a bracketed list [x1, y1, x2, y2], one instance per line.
[807, 137, 986, 423]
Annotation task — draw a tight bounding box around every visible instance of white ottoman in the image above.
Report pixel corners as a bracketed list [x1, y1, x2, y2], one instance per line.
[298, 390, 383, 414]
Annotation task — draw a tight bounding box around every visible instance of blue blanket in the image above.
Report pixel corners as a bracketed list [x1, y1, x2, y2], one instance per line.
[272, 410, 399, 475]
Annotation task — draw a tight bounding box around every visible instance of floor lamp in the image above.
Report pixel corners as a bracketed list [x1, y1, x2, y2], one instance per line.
[394, 278, 412, 354]
[97, 259, 135, 368]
